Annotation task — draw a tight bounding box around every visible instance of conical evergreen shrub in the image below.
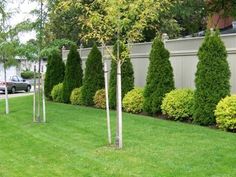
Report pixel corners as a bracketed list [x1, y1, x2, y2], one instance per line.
[109, 41, 134, 109]
[143, 37, 174, 114]
[81, 44, 104, 106]
[194, 30, 230, 125]
[44, 49, 65, 99]
[63, 45, 83, 103]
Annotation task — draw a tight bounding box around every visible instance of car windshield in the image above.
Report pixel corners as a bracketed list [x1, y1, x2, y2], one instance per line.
[11, 76, 18, 82]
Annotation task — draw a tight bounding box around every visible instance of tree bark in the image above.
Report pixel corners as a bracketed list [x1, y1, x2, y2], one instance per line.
[104, 60, 111, 144]
[42, 66, 46, 123]
[4, 67, 9, 114]
[116, 59, 122, 149]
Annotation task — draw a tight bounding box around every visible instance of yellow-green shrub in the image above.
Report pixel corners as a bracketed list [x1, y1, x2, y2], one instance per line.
[215, 95, 236, 132]
[51, 83, 64, 103]
[93, 89, 106, 109]
[161, 89, 194, 120]
[122, 88, 144, 113]
[70, 87, 83, 105]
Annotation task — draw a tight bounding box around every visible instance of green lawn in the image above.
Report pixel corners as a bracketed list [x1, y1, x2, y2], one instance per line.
[0, 96, 235, 177]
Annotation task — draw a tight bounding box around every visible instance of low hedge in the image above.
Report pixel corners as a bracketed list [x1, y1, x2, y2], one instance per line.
[122, 88, 144, 114]
[93, 89, 106, 109]
[21, 70, 34, 79]
[161, 89, 194, 120]
[215, 95, 236, 132]
[70, 87, 83, 105]
[51, 83, 64, 103]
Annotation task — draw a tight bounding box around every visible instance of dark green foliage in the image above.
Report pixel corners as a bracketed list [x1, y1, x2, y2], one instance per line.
[63, 45, 83, 103]
[21, 70, 34, 79]
[81, 44, 104, 106]
[143, 37, 175, 114]
[109, 41, 134, 109]
[194, 31, 231, 125]
[44, 49, 65, 99]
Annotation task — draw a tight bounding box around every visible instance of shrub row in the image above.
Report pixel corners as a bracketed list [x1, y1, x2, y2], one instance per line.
[49, 33, 234, 132]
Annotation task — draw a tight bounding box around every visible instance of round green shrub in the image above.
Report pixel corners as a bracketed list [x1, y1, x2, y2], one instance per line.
[215, 95, 236, 132]
[161, 89, 194, 120]
[93, 89, 106, 109]
[70, 87, 83, 105]
[21, 70, 34, 79]
[51, 83, 64, 103]
[122, 88, 144, 114]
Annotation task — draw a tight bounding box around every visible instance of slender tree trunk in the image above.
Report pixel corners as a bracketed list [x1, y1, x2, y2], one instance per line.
[37, 60, 41, 122]
[42, 66, 46, 123]
[104, 59, 111, 144]
[116, 59, 122, 149]
[4, 67, 9, 114]
[33, 65, 36, 122]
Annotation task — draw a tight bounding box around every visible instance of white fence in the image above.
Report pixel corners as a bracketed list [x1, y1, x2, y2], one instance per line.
[61, 33, 236, 93]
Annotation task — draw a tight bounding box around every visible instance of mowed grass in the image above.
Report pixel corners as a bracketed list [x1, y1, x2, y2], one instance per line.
[0, 96, 235, 177]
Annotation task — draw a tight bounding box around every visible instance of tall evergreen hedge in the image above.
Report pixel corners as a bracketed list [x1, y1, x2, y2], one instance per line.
[194, 30, 230, 125]
[109, 41, 134, 109]
[63, 45, 83, 103]
[143, 37, 174, 114]
[44, 49, 65, 99]
[81, 44, 104, 106]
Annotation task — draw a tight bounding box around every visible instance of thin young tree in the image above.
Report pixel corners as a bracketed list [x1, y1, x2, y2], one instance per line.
[109, 41, 134, 109]
[82, 0, 174, 148]
[0, 2, 19, 114]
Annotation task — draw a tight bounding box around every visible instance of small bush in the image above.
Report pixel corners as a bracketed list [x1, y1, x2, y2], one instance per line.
[21, 70, 34, 79]
[161, 89, 194, 120]
[123, 88, 144, 114]
[51, 83, 64, 103]
[93, 89, 106, 109]
[215, 95, 236, 132]
[70, 87, 83, 105]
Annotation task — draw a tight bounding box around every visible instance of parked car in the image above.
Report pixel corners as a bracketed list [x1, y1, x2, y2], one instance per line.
[0, 75, 31, 93]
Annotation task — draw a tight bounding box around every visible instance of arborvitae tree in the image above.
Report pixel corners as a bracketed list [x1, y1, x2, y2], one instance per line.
[63, 45, 83, 103]
[143, 37, 174, 114]
[194, 30, 230, 125]
[81, 44, 104, 106]
[109, 41, 134, 109]
[44, 49, 65, 99]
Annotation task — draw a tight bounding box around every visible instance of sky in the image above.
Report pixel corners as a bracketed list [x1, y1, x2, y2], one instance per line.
[7, 0, 38, 43]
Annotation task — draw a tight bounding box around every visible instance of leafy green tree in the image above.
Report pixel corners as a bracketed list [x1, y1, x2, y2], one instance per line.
[143, 37, 175, 114]
[81, 44, 104, 106]
[194, 30, 230, 125]
[207, 0, 236, 18]
[173, 0, 207, 36]
[0, 1, 20, 114]
[44, 49, 65, 99]
[82, 0, 176, 148]
[63, 45, 83, 103]
[109, 41, 134, 109]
